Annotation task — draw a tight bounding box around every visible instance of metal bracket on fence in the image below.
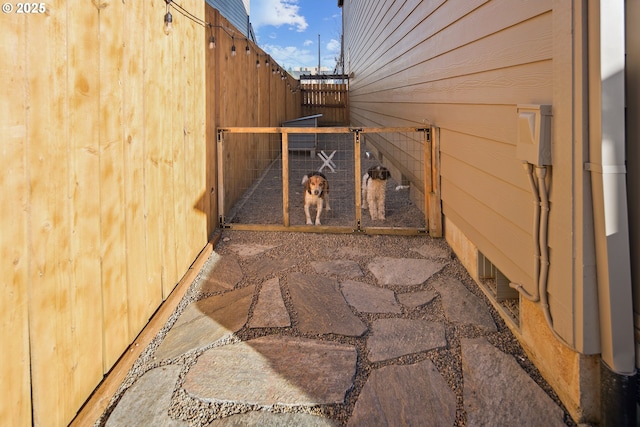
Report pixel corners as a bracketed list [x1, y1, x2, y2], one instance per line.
[416, 128, 431, 142]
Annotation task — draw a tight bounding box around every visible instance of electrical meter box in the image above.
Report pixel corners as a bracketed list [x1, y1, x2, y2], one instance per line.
[516, 104, 552, 166]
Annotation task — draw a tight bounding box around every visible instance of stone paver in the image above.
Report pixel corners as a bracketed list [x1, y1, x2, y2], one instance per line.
[367, 257, 446, 286]
[312, 259, 363, 277]
[155, 285, 254, 360]
[462, 337, 566, 426]
[184, 336, 357, 405]
[349, 360, 456, 427]
[228, 243, 277, 257]
[104, 233, 573, 426]
[340, 280, 401, 313]
[207, 412, 337, 426]
[397, 288, 438, 308]
[249, 277, 291, 328]
[432, 276, 497, 331]
[367, 318, 447, 362]
[412, 242, 451, 260]
[243, 257, 298, 280]
[198, 254, 243, 293]
[105, 365, 186, 427]
[287, 272, 367, 336]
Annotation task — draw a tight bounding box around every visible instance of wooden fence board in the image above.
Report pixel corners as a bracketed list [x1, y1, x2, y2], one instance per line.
[0, 10, 31, 427]
[142, 0, 165, 312]
[160, 8, 179, 298]
[205, 6, 219, 235]
[99, 0, 130, 371]
[188, 7, 208, 263]
[27, 2, 74, 424]
[171, 11, 189, 289]
[67, 0, 103, 410]
[124, 0, 158, 335]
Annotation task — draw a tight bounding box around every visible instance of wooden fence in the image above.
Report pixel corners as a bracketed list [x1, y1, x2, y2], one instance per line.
[301, 82, 349, 125]
[205, 7, 301, 234]
[0, 3, 301, 426]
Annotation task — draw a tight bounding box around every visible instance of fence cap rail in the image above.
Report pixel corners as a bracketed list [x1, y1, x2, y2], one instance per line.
[299, 74, 349, 80]
[217, 126, 426, 134]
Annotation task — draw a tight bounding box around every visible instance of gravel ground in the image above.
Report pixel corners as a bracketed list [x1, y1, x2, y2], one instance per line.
[96, 131, 574, 426]
[97, 230, 575, 426]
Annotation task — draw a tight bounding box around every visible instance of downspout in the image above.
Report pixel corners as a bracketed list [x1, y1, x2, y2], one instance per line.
[587, 1, 637, 425]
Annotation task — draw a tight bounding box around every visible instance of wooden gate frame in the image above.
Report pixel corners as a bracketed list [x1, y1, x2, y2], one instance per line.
[216, 126, 442, 236]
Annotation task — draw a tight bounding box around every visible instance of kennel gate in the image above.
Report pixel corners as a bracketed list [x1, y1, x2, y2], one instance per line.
[216, 126, 441, 236]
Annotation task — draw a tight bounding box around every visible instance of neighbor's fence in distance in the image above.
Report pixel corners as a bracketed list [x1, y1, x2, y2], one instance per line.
[300, 75, 349, 126]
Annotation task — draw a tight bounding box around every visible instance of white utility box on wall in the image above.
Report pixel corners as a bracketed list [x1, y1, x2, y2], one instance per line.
[516, 104, 552, 166]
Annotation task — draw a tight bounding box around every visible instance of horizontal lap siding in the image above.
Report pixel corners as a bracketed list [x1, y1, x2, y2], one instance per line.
[344, 0, 552, 287]
[206, 0, 249, 37]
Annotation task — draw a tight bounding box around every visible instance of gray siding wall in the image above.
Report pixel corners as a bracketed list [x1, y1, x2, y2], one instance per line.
[207, 0, 250, 37]
[343, 0, 592, 348]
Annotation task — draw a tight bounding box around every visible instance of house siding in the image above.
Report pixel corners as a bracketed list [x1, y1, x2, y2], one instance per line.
[345, 0, 569, 319]
[343, 0, 600, 422]
[346, 0, 554, 290]
[206, 0, 250, 38]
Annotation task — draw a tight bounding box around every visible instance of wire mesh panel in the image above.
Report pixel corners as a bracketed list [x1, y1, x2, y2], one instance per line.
[288, 131, 355, 227]
[217, 132, 284, 226]
[217, 127, 436, 234]
[359, 129, 427, 231]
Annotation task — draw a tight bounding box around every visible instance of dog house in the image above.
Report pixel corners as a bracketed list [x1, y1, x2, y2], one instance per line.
[281, 114, 322, 157]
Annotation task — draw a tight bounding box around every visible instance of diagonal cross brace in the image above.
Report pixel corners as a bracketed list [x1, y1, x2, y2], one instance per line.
[317, 150, 337, 173]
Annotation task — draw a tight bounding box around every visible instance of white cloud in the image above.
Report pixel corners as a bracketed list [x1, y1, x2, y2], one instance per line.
[251, 0, 308, 32]
[303, 39, 314, 47]
[326, 38, 341, 54]
[262, 43, 315, 69]
[261, 39, 340, 70]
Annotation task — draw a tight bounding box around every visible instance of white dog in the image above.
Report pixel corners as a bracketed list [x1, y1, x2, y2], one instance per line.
[302, 172, 330, 225]
[362, 165, 390, 220]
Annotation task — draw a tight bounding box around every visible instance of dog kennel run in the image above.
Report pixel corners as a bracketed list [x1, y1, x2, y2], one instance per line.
[216, 126, 442, 236]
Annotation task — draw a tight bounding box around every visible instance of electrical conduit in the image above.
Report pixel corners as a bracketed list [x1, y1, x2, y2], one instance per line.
[510, 163, 569, 346]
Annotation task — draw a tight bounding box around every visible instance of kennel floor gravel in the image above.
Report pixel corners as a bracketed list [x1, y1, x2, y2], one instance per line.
[98, 231, 575, 427]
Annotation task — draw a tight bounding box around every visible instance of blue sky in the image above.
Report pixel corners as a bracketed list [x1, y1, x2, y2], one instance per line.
[249, 0, 343, 72]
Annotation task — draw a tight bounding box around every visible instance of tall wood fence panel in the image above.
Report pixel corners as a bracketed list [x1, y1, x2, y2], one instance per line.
[208, 9, 301, 228]
[0, 2, 300, 426]
[301, 83, 349, 125]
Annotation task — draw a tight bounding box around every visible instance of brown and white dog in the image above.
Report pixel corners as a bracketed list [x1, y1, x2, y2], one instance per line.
[362, 165, 390, 220]
[302, 171, 330, 225]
